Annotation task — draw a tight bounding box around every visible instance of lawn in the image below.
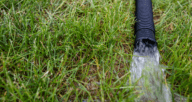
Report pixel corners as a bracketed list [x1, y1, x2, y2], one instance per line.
[0, 0, 191, 101]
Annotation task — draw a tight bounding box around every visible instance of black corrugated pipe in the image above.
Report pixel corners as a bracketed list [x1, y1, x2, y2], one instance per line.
[134, 0, 157, 48]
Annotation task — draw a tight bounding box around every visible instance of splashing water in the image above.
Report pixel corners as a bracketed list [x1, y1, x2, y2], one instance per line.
[130, 39, 172, 102]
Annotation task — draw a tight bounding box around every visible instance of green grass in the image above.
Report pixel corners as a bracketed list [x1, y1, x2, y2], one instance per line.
[0, 0, 191, 101]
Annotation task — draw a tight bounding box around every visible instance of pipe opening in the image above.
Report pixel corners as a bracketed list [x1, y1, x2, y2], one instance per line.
[134, 39, 157, 55]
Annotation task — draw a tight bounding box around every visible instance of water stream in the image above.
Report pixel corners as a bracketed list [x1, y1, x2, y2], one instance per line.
[130, 39, 172, 102]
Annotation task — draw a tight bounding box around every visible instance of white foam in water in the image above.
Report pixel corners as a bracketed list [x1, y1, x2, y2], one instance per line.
[130, 40, 172, 102]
